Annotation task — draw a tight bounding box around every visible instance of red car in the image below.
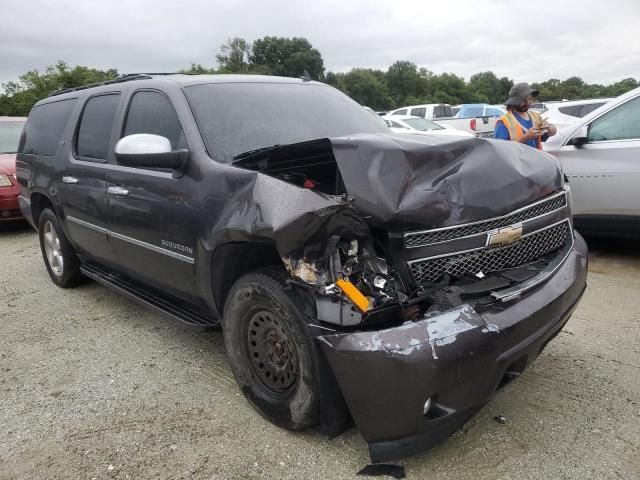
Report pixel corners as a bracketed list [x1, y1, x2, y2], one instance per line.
[0, 117, 26, 221]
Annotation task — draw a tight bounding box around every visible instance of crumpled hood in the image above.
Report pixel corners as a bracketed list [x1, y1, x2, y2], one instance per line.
[330, 133, 563, 229]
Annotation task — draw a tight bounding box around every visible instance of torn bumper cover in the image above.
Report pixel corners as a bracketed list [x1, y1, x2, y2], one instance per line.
[317, 234, 588, 463]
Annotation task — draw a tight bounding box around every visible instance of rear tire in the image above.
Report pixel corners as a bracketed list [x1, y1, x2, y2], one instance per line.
[223, 267, 320, 430]
[38, 208, 84, 288]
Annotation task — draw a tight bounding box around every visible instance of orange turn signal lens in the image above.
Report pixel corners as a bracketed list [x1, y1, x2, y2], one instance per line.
[336, 279, 371, 313]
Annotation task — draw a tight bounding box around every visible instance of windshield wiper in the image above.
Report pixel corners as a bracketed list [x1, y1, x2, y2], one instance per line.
[233, 145, 281, 161]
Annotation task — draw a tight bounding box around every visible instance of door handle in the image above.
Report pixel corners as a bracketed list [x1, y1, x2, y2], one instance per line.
[107, 186, 129, 196]
[62, 176, 78, 184]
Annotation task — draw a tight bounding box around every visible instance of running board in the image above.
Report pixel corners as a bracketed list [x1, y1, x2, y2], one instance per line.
[80, 262, 220, 330]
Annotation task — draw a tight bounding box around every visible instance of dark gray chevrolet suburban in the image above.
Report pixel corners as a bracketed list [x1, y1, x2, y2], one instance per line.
[16, 74, 588, 462]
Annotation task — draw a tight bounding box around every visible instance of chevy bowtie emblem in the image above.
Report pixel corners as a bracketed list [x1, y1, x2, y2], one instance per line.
[487, 224, 523, 246]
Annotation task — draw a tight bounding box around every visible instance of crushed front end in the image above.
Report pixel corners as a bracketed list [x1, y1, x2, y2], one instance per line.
[232, 133, 588, 461]
[314, 191, 587, 461]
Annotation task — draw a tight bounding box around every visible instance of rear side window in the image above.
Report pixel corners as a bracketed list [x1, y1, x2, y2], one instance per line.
[393, 109, 407, 115]
[76, 94, 120, 161]
[19, 99, 77, 156]
[459, 106, 484, 118]
[410, 107, 426, 118]
[558, 105, 583, 117]
[123, 91, 185, 149]
[433, 105, 453, 118]
[580, 103, 605, 117]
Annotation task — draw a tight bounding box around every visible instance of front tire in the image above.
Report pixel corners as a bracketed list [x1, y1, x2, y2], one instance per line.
[38, 208, 84, 287]
[223, 267, 320, 430]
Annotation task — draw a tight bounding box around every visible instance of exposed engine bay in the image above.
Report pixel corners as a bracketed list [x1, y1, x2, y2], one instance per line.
[234, 133, 571, 332]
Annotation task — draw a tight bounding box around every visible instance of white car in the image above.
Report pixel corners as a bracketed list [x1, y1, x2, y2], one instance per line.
[542, 98, 614, 131]
[544, 87, 640, 237]
[383, 115, 474, 138]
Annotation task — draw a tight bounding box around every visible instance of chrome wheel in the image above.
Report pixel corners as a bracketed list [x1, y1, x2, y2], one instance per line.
[43, 220, 63, 277]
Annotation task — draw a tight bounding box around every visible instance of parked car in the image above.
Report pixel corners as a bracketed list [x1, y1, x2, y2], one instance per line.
[383, 115, 474, 137]
[455, 103, 505, 118]
[388, 103, 454, 120]
[544, 87, 640, 237]
[17, 74, 587, 462]
[363, 106, 391, 128]
[0, 117, 27, 221]
[530, 102, 551, 113]
[389, 103, 497, 138]
[541, 98, 614, 131]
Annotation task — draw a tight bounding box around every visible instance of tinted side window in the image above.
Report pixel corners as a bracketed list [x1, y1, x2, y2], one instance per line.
[433, 105, 453, 118]
[76, 94, 120, 160]
[558, 105, 583, 117]
[579, 103, 605, 117]
[410, 107, 426, 118]
[588, 96, 640, 142]
[393, 109, 407, 115]
[19, 99, 77, 156]
[123, 91, 185, 149]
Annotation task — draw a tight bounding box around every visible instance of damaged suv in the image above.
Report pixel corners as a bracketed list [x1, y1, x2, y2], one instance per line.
[17, 74, 588, 462]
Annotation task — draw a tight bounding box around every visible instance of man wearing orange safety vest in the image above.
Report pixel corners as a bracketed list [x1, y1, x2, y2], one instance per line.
[494, 82, 557, 149]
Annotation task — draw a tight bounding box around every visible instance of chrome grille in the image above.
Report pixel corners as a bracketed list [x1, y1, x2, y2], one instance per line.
[405, 192, 567, 247]
[409, 221, 570, 284]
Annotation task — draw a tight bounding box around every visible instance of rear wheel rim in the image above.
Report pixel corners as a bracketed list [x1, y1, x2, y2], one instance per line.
[43, 220, 63, 277]
[246, 308, 299, 397]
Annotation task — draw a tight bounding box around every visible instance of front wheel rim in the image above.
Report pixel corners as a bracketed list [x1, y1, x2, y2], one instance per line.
[246, 309, 299, 396]
[43, 220, 63, 277]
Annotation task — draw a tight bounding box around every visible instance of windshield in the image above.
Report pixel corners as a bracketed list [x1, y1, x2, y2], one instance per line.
[0, 121, 25, 153]
[183, 82, 389, 162]
[403, 117, 444, 131]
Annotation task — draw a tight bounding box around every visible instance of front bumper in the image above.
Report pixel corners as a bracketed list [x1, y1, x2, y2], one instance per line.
[0, 186, 22, 221]
[318, 233, 588, 462]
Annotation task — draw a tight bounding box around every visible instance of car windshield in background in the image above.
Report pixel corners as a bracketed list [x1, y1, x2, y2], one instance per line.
[403, 118, 444, 131]
[0, 121, 25, 153]
[184, 82, 388, 162]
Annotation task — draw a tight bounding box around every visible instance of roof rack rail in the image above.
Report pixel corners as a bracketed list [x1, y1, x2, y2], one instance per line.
[48, 72, 185, 97]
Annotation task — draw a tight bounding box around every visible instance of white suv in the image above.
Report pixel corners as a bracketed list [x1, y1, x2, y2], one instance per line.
[544, 88, 640, 237]
[542, 98, 614, 131]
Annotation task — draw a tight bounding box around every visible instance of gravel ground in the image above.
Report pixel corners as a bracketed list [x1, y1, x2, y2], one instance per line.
[1, 222, 638, 480]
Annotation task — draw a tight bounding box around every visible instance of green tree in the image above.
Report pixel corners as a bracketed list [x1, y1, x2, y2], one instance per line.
[604, 78, 638, 97]
[215, 37, 252, 73]
[0, 60, 117, 116]
[467, 71, 512, 104]
[340, 69, 392, 110]
[180, 63, 217, 74]
[431, 73, 466, 104]
[385, 61, 425, 106]
[250, 37, 324, 79]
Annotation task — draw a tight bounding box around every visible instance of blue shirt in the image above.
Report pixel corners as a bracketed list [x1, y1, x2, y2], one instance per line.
[494, 113, 547, 149]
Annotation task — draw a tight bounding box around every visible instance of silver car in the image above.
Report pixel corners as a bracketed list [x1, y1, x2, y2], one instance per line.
[544, 87, 640, 236]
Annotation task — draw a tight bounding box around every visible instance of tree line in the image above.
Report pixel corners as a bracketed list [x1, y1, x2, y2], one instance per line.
[1, 36, 637, 116]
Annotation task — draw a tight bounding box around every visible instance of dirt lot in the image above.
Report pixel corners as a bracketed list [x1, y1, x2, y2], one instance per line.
[0, 222, 638, 480]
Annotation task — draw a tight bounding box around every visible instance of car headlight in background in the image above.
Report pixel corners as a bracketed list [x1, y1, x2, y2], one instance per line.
[0, 174, 13, 187]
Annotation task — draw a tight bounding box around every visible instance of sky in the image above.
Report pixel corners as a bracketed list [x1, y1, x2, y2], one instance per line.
[1, 0, 639, 89]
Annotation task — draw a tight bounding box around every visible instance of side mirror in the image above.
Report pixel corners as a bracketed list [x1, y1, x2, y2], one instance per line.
[567, 125, 588, 146]
[384, 120, 393, 127]
[115, 134, 188, 170]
